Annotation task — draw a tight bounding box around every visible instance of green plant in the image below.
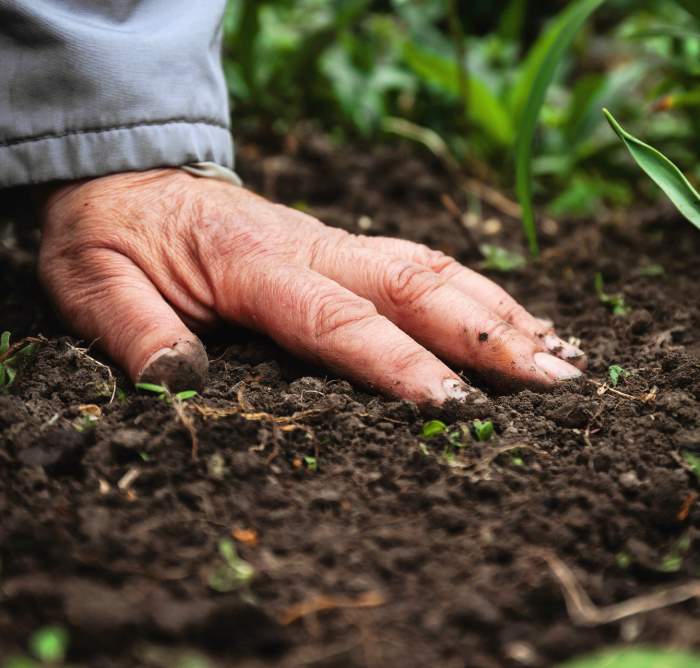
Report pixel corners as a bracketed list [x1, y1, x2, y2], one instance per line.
[471, 419, 494, 442]
[515, 0, 606, 256]
[479, 244, 526, 272]
[554, 647, 700, 667]
[135, 382, 198, 402]
[208, 538, 255, 593]
[683, 451, 700, 483]
[604, 108, 700, 230]
[608, 364, 627, 387]
[304, 455, 318, 472]
[594, 273, 629, 316]
[0, 331, 37, 389]
[29, 625, 68, 664]
[421, 419, 447, 438]
[658, 534, 691, 573]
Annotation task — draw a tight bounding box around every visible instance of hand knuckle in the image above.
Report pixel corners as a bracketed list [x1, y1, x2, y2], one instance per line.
[386, 261, 440, 308]
[309, 289, 377, 341]
[387, 342, 430, 375]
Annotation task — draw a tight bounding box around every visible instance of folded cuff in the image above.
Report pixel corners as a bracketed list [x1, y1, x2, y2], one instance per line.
[0, 119, 234, 187]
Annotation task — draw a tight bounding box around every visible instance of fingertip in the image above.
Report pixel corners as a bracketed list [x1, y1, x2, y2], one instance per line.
[137, 338, 209, 392]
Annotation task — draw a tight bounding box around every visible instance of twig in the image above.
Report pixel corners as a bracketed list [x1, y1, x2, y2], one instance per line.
[278, 591, 385, 626]
[172, 397, 200, 461]
[587, 379, 656, 403]
[537, 550, 700, 627]
[66, 340, 117, 403]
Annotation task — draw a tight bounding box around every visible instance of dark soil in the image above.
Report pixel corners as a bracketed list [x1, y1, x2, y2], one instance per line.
[1, 133, 700, 668]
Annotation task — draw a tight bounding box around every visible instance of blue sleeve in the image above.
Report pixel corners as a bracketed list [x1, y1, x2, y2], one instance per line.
[0, 0, 233, 187]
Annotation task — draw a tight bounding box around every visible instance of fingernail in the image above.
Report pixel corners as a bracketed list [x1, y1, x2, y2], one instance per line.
[534, 352, 582, 381]
[442, 379, 488, 404]
[138, 338, 209, 392]
[544, 334, 585, 361]
[538, 317, 554, 330]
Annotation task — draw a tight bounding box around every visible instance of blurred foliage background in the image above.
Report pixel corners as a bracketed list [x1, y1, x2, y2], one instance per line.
[222, 0, 700, 222]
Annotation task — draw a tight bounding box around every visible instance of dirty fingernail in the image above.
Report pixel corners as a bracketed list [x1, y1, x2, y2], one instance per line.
[534, 352, 582, 381]
[138, 338, 209, 392]
[442, 378, 489, 404]
[544, 334, 585, 361]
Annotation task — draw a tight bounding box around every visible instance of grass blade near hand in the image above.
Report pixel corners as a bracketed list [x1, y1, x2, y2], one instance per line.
[514, 0, 606, 257]
[603, 109, 700, 230]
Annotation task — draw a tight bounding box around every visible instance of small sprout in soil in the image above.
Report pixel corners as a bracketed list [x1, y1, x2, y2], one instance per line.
[615, 552, 631, 569]
[658, 534, 691, 573]
[594, 273, 629, 316]
[304, 455, 318, 472]
[479, 244, 526, 273]
[208, 538, 255, 593]
[418, 442, 430, 456]
[29, 625, 68, 663]
[0, 331, 38, 389]
[135, 382, 198, 403]
[139, 452, 151, 462]
[638, 263, 665, 277]
[422, 419, 447, 438]
[683, 451, 700, 484]
[177, 655, 213, 668]
[471, 419, 494, 442]
[511, 456, 524, 466]
[608, 364, 627, 387]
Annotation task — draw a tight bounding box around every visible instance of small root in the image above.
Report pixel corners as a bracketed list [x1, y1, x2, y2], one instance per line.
[278, 591, 386, 626]
[536, 549, 700, 626]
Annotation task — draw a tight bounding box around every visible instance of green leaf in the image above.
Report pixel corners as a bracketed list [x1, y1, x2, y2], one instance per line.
[29, 625, 68, 663]
[0, 331, 10, 356]
[515, 0, 606, 256]
[603, 109, 700, 231]
[175, 390, 198, 401]
[304, 455, 318, 472]
[421, 419, 447, 438]
[135, 382, 167, 395]
[594, 273, 629, 316]
[402, 42, 515, 146]
[0, 364, 6, 388]
[555, 647, 700, 668]
[479, 244, 526, 272]
[472, 419, 494, 442]
[608, 365, 626, 387]
[5, 366, 16, 387]
[684, 451, 700, 483]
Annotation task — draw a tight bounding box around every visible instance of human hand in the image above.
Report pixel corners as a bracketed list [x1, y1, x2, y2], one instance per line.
[39, 169, 584, 404]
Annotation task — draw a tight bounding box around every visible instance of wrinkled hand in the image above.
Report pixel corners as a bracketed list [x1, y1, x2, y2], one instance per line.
[39, 169, 584, 404]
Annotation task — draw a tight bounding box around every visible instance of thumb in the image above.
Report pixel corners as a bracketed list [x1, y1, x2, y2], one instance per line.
[40, 249, 208, 391]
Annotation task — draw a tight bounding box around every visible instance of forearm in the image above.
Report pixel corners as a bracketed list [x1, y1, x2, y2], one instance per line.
[0, 0, 233, 188]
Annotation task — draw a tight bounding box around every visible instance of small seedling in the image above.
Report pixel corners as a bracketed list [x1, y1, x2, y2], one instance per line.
[638, 263, 665, 277]
[658, 534, 691, 573]
[615, 552, 631, 569]
[135, 382, 198, 403]
[479, 244, 526, 273]
[594, 273, 629, 316]
[421, 419, 447, 438]
[511, 456, 524, 466]
[471, 419, 494, 442]
[0, 331, 38, 389]
[304, 455, 318, 472]
[29, 625, 68, 664]
[208, 538, 255, 592]
[683, 451, 700, 484]
[608, 364, 627, 387]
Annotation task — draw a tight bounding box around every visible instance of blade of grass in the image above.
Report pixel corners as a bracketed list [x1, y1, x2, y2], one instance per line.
[603, 109, 700, 230]
[514, 0, 605, 256]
